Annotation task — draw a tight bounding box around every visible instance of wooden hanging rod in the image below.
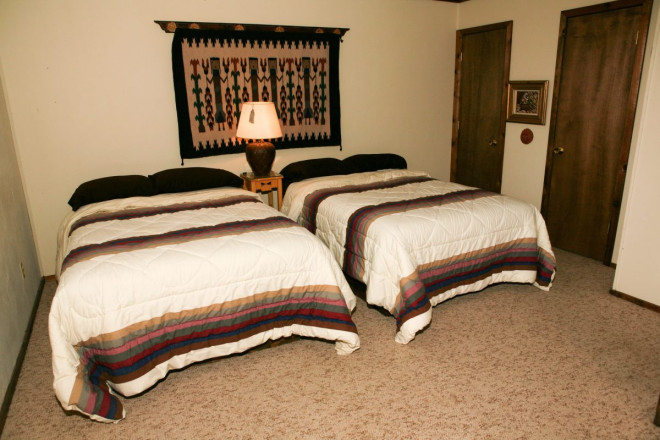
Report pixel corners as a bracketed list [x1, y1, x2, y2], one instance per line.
[154, 20, 349, 37]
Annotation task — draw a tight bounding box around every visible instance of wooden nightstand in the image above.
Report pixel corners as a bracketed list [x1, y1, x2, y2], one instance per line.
[241, 171, 284, 210]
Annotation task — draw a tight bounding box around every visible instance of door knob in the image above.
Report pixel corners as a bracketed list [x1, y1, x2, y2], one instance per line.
[553, 147, 565, 155]
[488, 139, 498, 147]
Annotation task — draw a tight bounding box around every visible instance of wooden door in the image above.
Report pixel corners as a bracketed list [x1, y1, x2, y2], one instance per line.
[542, 0, 652, 263]
[451, 22, 512, 193]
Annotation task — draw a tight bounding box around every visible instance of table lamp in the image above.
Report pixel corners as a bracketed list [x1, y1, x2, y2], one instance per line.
[236, 102, 283, 176]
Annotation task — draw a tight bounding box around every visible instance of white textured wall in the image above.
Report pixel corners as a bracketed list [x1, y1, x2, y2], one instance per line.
[458, 0, 660, 306]
[0, 68, 41, 404]
[0, 0, 458, 276]
[457, 0, 614, 208]
[613, 4, 660, 307]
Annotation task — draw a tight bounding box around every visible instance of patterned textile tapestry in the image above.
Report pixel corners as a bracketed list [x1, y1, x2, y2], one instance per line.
[172, 28, 343, 160]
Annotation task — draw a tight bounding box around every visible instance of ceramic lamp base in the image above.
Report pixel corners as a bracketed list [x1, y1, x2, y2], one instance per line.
[245, 141, 275, 177]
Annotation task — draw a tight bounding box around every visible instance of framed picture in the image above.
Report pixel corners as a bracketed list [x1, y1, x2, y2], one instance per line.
[506, 80, 549, 125]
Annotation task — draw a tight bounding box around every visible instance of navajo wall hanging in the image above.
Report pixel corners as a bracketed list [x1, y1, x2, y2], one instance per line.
[157, 21, 349, 161]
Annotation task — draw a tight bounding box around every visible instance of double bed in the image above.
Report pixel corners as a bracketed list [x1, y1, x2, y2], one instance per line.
[280, 155, 556, 344]
[49, 168, 360, 423]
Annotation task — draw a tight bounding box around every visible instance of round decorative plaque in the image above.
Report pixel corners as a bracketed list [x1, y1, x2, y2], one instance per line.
[521, 128, 534, 145]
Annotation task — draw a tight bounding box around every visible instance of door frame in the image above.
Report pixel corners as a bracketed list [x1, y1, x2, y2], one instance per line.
[451, 21, 512, 192]
[541, 0, 653, 265]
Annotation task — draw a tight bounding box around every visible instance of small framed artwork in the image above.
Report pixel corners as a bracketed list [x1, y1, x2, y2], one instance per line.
[506, 80, 549, 125]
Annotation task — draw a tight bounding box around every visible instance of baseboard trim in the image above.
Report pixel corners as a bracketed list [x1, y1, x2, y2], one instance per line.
[609, 289, 660, 313]
[0, 276, 46, 435]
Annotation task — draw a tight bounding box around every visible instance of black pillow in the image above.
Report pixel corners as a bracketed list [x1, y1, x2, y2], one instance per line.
[342, 153, 407, 174]
[280, 158, 345, 193]
[149, 167, 243, 194]
[68, 175, 156, 211]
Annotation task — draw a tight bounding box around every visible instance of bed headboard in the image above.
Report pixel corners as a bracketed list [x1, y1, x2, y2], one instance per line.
[279, 153, 407, 194]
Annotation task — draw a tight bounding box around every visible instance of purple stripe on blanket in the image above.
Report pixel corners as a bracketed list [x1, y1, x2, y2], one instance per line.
[69, 195, 260, 236]
[343, 189, 492, 280]
[62, 216, 296, 274]
[300, 176, 434, 233]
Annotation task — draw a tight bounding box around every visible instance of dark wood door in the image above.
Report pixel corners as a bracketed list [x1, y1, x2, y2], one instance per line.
[542, 0, 652, 263]
[451, 22, 512, 193]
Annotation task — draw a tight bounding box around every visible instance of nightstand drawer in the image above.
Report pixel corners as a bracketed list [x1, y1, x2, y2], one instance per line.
[256, 180, 274, 191]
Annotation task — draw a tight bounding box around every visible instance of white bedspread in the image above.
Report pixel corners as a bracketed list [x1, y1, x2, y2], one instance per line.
[282, 170, 555, 344]
[50, 187, 359, 422]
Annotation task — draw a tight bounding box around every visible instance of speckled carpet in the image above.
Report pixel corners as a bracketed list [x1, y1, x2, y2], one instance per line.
[2, 249, 659, 440]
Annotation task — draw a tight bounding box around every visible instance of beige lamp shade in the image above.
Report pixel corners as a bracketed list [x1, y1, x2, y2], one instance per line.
[236, 102, 282, 140]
